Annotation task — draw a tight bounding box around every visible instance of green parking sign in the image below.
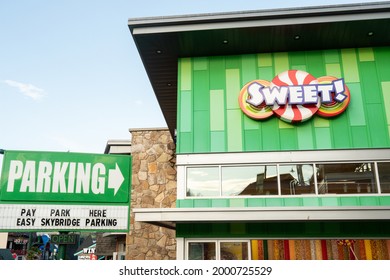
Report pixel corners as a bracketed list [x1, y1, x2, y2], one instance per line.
[0, 150, 131, 204]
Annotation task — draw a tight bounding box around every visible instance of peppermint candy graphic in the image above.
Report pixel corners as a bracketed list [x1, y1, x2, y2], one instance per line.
[270, 70, 320, 123]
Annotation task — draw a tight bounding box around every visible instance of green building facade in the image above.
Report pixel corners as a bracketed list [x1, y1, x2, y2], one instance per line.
[129, 3, 390, 260]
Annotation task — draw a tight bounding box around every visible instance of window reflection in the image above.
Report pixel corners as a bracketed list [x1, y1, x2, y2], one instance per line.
[187, 167, 219, 197]
[279, 164, 315, 195]
[220, 242, 249, 260]
[188, 242, 216, 260]
[317, 163, 377, 194]
[185, 161, 385, 197]
[221, 165, 277, 196]
[377, 162, 390, 193]
[188, 241, 249, 260]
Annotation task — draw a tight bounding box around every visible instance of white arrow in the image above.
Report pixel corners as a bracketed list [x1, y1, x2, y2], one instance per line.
[108, 164, 124, 196]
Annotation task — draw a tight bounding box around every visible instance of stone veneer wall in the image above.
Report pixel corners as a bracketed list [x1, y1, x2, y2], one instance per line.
[126, 128, 177, 260]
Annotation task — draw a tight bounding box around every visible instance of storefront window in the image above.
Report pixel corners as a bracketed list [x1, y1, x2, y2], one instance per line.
[187, 241, 249, 260]
[185, 161, 384, 197]
[317, 163, 377, 194]
[220, 242, 249, 260]
[377, 162, 390, 193]
[279, 164, 315, 195]
[188, 242, 216, 260]
[221, 165, 277, 196]
[187, 239, 390, 260]
[187, 167, 219, 197]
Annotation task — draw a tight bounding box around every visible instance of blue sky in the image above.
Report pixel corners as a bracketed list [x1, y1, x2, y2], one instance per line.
[0, 0, 387, 156]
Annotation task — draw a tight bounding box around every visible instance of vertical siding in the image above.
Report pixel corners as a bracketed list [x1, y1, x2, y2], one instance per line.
[177, 47, 390, 153]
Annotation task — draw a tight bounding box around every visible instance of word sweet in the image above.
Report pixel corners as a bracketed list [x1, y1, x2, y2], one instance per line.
[246, 79, 347, 106]
[238, 70, 351, 123]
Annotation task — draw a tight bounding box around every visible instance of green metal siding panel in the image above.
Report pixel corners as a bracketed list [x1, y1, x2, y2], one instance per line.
[359, 196, 380, 206]
[323, 49, 340, 63]
[193, 70, 209, 111]
[280, 128, 298, 150]
[227, 109, 243, 151]
[179, 90, 192, 132]
[366, 104, 389, 147]
[382, 82, 390, 124]
[210, 90, 225, 131]
[247, 198, 266, 207]
[341, 49, 360, 83]
[257, 53, 273, 67]
[176, 221, 390, 238]
[313, 116, 329, 128]
[314, 127, 332, 149]
[265, 198, 284, 207]
[226, 69, 240, 109]
[193, 199, 211, 207]
[283, 197, 303, 207]
[241, 54, 257, 84]
[230, 223, 246, 235]
[302, 197, 321, 207]
[379, 196, 390, 205]
[351, 126, 369, 148]
[291, 64, 306, 71]
[209, 57, 225, 90]
[297, 122, 314, 150]
[289, 51, 306, 68]
[177, 47, 390, 154]
[258, 66, 274, 81]
[177, 199, 194, 208]
[383, 82, 390, 139]
[339, 197, 359, 206]
[178, 132, 193, 153]
[374, 47, 390, 81]
[320, 197, 339, 207]
[359, 61, 381, 104]
[244, 115, 260, 130]
[210, 131, 226, 152]
[177, 195, 390, 209]
[346, 83, 366, 126]
[358, 48, 375, 62]
[229, 198, 247, 207]
[326, 63, 342, 78]
[306, 50, 326, 77]
[244, 129, 261, 151]
[273, 52, 289, 74]
[261, 119, 280, 151]
[331, 113, 351, 149]
[193, 57, 208, 70]
[180, 58, 192, 91]
[193, 110, 210, 152]
[211, 199, 230, 207]
[225, 55, 240, 69]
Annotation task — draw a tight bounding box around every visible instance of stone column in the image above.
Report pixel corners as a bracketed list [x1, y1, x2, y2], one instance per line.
[126, 128, 176, 260]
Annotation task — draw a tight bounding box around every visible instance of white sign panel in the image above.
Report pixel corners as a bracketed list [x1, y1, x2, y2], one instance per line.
[0, 204, 129, 231]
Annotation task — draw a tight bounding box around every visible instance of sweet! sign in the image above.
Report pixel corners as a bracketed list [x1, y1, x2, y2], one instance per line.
[238, 70, 351, 123]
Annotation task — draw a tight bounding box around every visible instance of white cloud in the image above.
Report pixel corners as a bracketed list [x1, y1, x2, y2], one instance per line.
[3, 79, 46, 100]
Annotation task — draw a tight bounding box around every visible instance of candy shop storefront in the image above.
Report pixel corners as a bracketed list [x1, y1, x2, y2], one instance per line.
[128, 2, 390, 259]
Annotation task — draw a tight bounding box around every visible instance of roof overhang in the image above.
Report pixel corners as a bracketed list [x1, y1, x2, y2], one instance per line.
[128, 2, 390, 137]
[104, 140, 131, 154]
[133, 206, 390, 230]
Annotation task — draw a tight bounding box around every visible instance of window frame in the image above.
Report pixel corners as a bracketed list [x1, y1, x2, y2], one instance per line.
[177, 149, 390, 199]
[185, 239, 251, 260]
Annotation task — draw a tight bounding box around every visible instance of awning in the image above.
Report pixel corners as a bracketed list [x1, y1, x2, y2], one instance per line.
[133, 206, 390, 230]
